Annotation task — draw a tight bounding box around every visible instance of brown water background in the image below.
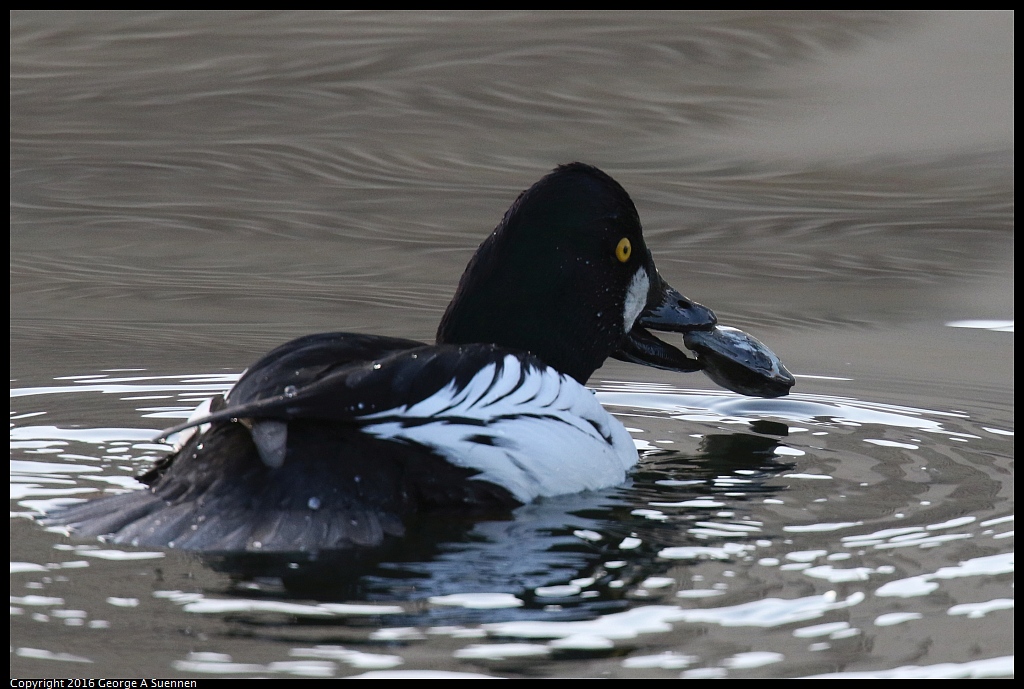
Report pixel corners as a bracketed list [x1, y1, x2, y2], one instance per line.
[11, 11, 1013, 678]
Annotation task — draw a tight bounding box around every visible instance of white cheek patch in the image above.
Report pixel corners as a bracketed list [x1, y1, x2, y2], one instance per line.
[623, 268, 650, 333]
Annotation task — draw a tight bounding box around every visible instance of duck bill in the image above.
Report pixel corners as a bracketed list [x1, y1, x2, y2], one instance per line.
[637, 279, 717, 334]
[612, 275, 717, 373]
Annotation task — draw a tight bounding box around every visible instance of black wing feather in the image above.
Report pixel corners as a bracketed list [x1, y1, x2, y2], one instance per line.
[226, 332, 424, 405]
[157, 340, 546, 439]
[49, 336, 539, 551]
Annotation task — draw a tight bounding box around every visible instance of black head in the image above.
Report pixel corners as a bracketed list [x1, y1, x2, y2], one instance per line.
[437, 163, 716, 383]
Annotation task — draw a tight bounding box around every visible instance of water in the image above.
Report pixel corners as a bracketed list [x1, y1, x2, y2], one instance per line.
[10, 11, 1013, 678]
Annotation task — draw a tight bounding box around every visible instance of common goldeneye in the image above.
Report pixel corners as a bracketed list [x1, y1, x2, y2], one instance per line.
[47, 163, 792, 552]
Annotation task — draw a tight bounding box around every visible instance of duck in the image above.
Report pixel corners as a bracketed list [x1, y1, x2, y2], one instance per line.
[48, 162, 776, 553]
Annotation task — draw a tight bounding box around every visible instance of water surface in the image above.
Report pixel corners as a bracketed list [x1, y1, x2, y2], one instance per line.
[10, 11, 1013, 678]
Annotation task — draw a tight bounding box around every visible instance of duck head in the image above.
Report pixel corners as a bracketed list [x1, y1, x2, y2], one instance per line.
[437, 163, 716, 383]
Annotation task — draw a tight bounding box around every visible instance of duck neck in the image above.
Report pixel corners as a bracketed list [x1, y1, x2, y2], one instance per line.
[436, 244, 618, 384]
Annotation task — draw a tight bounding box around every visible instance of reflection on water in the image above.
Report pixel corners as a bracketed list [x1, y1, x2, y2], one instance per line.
[10, 10, 1012, 679]
[11, 366, 1014, 677]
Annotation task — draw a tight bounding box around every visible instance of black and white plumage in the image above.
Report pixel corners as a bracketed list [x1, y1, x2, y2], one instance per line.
[51, 340, 635, 552]
[46, 163, 792, 553]
[166, 337, 639, 502]
[353, 348, 637, 502]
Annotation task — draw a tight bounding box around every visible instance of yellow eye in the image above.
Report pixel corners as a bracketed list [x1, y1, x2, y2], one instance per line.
[615, 237, 632, 263]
